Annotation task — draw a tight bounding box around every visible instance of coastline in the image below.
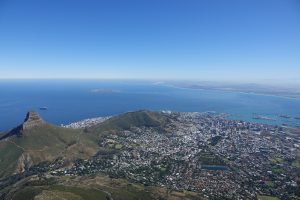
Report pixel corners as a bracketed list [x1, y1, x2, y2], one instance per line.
[1, 81, 300, 131]
[61, 110, 300, 131]
[164, 84, 300, 101]
[62, 116, 111, 129]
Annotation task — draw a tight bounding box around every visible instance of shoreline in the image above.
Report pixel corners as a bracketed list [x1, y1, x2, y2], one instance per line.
[62, 116, 111, 129]
[164, 84, 300, 101]
[61, 110, 300, 130]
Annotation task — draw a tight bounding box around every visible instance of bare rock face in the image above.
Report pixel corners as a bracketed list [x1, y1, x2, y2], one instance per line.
[0, 111, 45, 140]
[22, 111, 45, 130]
[16, 153, 33, 173]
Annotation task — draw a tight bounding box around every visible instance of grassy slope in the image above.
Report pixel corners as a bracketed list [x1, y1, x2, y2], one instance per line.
[89, 110, 169, 134]
[0, 124, 98, 179]
[5, 173, 205, 200]
[0, 111, 207, 200]
[13, 124, 98, 160]
[0, 110, 168, 179]
[0, 141, 23, 178]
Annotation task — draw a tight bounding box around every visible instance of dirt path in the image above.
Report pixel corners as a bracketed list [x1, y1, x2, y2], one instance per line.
[6, 139, 47, 152]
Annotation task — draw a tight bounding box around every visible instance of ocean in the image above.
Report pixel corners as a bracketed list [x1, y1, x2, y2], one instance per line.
[1, 80, 300, 132]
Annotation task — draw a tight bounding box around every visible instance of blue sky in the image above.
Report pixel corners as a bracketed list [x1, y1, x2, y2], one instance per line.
[0, 0, 299, 82]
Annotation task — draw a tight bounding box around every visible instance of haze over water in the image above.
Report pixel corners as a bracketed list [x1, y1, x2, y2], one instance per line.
[1, 80, 300, 132]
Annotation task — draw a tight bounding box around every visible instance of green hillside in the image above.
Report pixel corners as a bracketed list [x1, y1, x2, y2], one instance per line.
[3, 173, 203, 200]
[89, 110, 169, 133]
[0, 110, 202, 200]
[0, 124, 98, 179]
[0, 110, 168, 179]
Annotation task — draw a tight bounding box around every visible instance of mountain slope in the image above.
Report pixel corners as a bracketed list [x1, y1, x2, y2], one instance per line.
[0, 110, 169, 179]
[89, 110, 169, 133]
[0, 110, 206, 200]
[0, 112, 98, 178]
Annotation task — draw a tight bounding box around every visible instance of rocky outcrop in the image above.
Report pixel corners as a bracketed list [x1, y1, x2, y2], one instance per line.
[0, 111, 45, 140]
[22, 111, 45, 130]
[16, 153, 33, 173]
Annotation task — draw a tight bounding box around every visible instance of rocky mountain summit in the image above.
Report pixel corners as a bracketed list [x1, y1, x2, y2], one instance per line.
[22, 111, 45, 130]
[0, 111, 95, 179]
[0, 111, 45, 140]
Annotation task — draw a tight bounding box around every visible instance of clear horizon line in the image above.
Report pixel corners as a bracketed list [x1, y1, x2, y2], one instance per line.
[0, 77, 299, 81]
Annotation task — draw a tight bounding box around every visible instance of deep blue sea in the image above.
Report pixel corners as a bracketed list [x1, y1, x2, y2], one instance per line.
[1, 80, 300, 132]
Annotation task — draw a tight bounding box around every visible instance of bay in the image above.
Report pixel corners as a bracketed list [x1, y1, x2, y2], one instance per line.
[0, 80, 300, 132]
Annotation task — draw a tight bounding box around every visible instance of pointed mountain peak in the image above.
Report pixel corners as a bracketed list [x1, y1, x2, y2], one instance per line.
[0, 112, 45, 141]
[22, 111, 45, 130]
